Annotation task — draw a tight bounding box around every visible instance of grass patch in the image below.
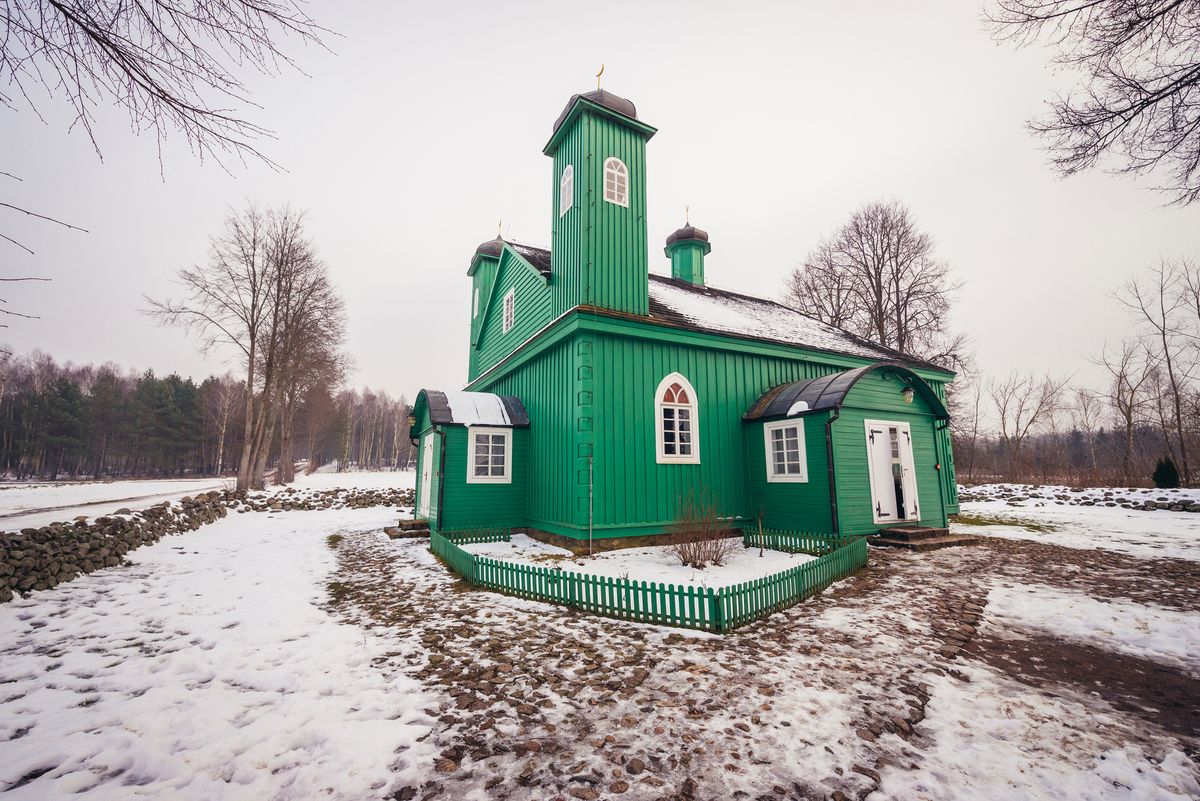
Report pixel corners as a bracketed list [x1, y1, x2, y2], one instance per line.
[326, 533, 344, 548]
[953, 512, 1058, 533]
[326, 580, 351, 603]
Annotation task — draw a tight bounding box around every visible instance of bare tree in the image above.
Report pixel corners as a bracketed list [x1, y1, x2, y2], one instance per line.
[989, 371, 1069, 479]
[1096, 340, 1156, 484]
[988, 0, 1200, 205]
[1116, 260, 1192, 483]
[949, 374, 986, 483]
[1071, 388, 1103, 481]
[787, 200, 967, 369]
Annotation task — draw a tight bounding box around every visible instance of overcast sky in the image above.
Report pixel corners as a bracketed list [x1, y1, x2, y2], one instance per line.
[3, 0, 1197, 401]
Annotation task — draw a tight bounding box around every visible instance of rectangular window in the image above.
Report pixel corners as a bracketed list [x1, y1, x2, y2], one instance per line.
[472, 287, 479, 318]
[502, 288, 515, 333]
[467, 427, 512, 484]
[764, 420, 807, 483]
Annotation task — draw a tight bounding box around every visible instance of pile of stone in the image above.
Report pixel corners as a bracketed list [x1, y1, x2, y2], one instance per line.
[0, 491, 229, 603]
[957, 484, 1200, 512]
[1, 485, 416, 604]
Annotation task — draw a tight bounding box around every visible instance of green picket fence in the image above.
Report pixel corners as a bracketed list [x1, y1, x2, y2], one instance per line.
[429, 529, 868, 633]
[441, 528, 511, 545]
[743, 528, 859, 555]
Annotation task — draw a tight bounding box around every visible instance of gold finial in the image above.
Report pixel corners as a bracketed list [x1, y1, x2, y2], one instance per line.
[497, 218, 502, 237]
[596, 63, 605, 90]
[685, 205, 690, 225]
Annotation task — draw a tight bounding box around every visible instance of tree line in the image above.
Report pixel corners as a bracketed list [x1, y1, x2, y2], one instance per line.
[0, 351, 415, 482]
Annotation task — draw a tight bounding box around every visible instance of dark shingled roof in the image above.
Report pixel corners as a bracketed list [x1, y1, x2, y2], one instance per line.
[552, 89, 638, 136]
[474, 236, 505, 259]
[743, 364, 950, 422]
[509, 242, 551, 276]
[665, 225, 710, 247]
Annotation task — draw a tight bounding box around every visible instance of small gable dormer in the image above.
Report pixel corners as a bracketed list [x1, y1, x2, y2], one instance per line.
[544, 89, 657, 318]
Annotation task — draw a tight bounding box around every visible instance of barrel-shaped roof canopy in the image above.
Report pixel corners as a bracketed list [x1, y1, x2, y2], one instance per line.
[743, 363, 949, 422]
[412, 389, 530, 437]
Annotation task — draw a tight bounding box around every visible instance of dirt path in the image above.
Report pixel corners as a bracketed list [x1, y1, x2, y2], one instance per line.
[326, 534, 1199, 801]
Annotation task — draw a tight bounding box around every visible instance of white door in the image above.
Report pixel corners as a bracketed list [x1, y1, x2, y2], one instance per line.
[417, 434, 434, 518]
[864, 420, 919, 524]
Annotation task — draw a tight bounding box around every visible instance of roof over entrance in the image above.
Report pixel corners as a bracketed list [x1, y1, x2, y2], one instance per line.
[743, 364, 950, 422]
[413, 390, 530, 431]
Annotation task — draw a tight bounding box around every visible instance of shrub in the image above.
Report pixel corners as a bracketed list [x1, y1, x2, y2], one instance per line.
[667, 488, 739, 569]
[1152, 457, 1181, 489]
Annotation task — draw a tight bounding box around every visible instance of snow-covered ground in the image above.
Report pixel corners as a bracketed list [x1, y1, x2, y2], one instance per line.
[986, 583, 1200, 677]
[0, 470, 414, 532]
[461, 532, 816, 588]
[953, 500, 1200, 561]
[0, 506, 435, 800]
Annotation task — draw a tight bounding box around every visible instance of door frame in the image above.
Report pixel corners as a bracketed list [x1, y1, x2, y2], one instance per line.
[417, 432, 434, 518]
[863, 419, 920, 525]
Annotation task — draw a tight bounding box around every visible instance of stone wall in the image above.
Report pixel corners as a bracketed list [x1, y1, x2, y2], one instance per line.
[0, 486, 416, 604]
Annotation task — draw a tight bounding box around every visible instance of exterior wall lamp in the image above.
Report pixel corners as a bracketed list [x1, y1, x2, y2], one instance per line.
[901, 386, 915, 404]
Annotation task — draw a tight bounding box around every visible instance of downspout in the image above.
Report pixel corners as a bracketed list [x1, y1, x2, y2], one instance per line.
[436, 428, 447, 534]
[825, 407, 841, 536]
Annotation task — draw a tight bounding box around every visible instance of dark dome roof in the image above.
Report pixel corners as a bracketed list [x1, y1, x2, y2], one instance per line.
[552, 89, 638, 135]
[474, 236, 505, 259]
[666, 225, 710, 247]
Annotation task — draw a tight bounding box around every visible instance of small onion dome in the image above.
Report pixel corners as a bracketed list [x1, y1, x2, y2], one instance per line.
[665, 225, 710, 247]
[474, 235, 505, 259]
[552, 89, 638, 135]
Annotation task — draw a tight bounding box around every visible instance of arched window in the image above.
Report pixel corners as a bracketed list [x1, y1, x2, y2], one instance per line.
[559, 164, 574, 217]
[655, 373, 699, 464]
[603, 157, 628, 207]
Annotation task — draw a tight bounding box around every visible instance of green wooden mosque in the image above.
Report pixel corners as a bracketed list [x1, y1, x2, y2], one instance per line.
[411, 88, 958, 543]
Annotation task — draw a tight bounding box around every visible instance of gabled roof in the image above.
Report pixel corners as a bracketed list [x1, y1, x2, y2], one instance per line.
[743, 364, 950, 422]
[462, 242, 949, 375]
[647, 275, 947, 373]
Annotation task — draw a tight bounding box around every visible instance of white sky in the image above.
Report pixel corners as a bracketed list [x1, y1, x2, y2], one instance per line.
[3, 0, 1197, 400]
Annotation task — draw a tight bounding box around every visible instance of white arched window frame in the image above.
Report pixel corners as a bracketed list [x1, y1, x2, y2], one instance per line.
[603, 157, 628, 207]
[559, 164, 574, 217]
[655, 373, 699, 464]
[472, 286, 480, 318]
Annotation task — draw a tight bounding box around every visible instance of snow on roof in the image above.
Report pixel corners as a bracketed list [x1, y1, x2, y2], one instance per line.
[647, 275, 935, 368]
[441, 391, 520, 426]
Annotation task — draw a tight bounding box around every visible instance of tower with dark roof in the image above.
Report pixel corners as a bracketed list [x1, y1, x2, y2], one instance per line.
[544, 89, 657, 318]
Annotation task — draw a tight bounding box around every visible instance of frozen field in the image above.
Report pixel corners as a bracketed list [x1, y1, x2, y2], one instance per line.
[1, 478, 1197, 799]
[0, 470, 414, 532]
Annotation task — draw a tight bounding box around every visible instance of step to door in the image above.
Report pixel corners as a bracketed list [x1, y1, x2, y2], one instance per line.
[385, 525, 430, 540]
[396, 519, 430, 531]
[869, 534, 980, 552]
[877, 526, 950, 542]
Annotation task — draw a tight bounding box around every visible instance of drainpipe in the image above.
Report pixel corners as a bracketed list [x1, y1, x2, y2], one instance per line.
[825, 408, 842, 537]
[588, 454, 594, 557]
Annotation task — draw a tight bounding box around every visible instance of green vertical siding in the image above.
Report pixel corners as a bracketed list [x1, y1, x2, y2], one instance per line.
[831, 372, 949, 536]
[478, 337, 581, 535]
[436, 426, 528, 533]
[472, 249, 553, 379]
[467, 254, 500, 379]
[745, 415, 835, 534]
[551, 111, 650, 317]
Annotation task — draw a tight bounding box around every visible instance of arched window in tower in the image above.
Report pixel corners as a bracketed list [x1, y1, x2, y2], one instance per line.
[603, 157, 628, 207]
[559, 164, 574, 217]
[655, 373, 699, 464]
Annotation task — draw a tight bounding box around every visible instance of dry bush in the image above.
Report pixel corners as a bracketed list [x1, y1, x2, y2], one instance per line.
[667, 488, 740, 569]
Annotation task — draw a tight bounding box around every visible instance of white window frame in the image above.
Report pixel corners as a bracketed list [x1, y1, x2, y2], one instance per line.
[502, 288, 515, 333]
[466, 426, 512, 484]
[559, 164, 574, 217]
[472, 286, 479, 318]
[764, 420, 808, 483]
[603, 157, 628, 207]
[654, 372, 700, 465]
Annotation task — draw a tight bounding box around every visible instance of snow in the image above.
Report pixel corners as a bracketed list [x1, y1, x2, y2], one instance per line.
[460, 532, 817, 589]
[440, 391, 514, 426]
[953, 500, 1200, 562]
[0, 507, 436, 800]
[875, 662, 1200, 801]
[647, 274, 909, 363]
[0, 471, 415, 533]
[985, 583, 1200, 677]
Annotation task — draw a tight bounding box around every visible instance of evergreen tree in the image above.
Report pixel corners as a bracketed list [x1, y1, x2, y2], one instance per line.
[1152, 457, 1181, 489]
